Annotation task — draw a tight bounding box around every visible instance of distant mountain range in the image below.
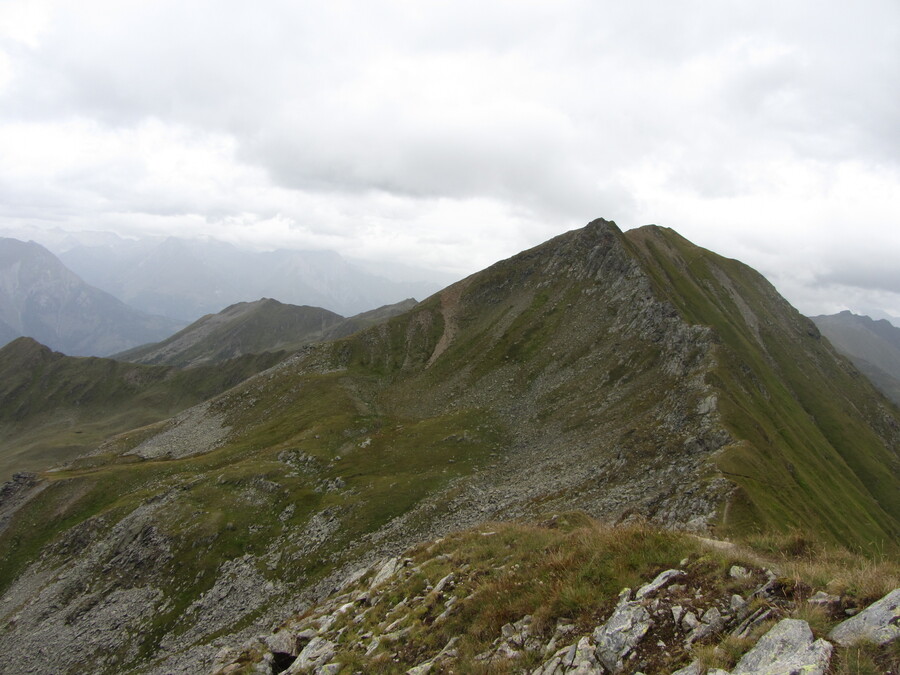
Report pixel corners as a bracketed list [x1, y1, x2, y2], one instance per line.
[0, 238, 183, 356]
[812, 310, 900, 405]
[57, 235, 446, 321]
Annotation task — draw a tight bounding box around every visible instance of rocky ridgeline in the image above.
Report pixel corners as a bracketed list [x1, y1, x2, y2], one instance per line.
[211, 545, 900, 675]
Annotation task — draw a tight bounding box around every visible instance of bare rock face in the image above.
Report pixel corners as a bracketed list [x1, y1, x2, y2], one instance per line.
[284, 636, 336, 673]
[731, 618, 832, 675]
[829, 588, 900, 647]
[592, 593, 652, 672]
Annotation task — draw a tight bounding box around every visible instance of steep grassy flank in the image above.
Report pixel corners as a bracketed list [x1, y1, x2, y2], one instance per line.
[625, 226, 900, 550]
[0, 337, 285, 479]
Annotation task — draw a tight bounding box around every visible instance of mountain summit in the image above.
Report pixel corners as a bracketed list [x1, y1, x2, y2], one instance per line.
[0, 219, 896, 673]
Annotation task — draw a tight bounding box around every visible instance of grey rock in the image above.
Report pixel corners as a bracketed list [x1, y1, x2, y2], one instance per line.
[370, 557, 402, 589]
[671, 661, 702, 675]
[729, 565, 751, 580]
[807, 590, 840, 607]
[264, 629, 299, 656]
[732, 618, 832, 675]
[432, 572, 455, 594]
[682, 610, 699, 631]
[287, 637, 336, 673]
[533, 636, 603, 675]
[635, 569, 685, 599]
[829, 588, 900, 646]
[407, 636, 459, 674]
[689, 606, 726, 645]
[732, 606, 772, 640]
[593, 599, 652, 672]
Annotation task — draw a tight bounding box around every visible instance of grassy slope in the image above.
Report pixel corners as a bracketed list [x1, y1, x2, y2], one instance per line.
[625, 226, 900, 550]
[230, 514, 900, 674]
[0, 337, 286, 480]
[0, 355, 505, 663]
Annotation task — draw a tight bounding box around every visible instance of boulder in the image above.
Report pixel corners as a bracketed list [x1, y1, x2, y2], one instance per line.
[829, 588, 899, 647]
[286, 637, 336, 673]
[370, 557, 402, 588]
[731, 618, 831, 675]
[635, 569, 685, 599]
[532, 636, 603, 675]
[671, 662, 702, 675]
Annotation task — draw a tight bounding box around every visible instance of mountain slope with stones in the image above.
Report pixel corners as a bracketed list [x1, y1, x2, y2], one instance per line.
[0, 219, 897, 674]
[212, 515, 899, 674]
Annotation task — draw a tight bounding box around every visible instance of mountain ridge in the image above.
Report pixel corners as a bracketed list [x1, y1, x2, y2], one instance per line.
[0, 219, 896, 674]
[0, 336, 287, 481]
[114, 298, 419, 368]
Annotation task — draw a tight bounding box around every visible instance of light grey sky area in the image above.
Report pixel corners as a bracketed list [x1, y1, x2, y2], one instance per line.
[0, 1, 898, 321]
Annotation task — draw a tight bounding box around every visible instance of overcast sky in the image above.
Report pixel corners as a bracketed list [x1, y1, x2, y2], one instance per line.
[0, 1, 898, 319]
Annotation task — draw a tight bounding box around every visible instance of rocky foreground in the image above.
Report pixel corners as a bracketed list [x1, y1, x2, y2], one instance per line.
[212, 519, 900, 675]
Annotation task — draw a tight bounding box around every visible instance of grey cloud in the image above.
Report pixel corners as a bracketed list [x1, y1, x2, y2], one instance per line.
[817, 264, 900, 296]
[0, 0, 898, 317]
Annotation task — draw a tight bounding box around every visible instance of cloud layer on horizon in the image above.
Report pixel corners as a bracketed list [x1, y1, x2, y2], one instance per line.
[0, 0, 898, 318]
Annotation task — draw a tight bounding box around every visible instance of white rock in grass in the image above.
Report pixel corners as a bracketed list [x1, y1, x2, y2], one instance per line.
[732, 618, 831, 675]
[285, 637, 336, 673]
[635, 569, 685, 599]
[593, 600, 652, 672]
[829, 588, 900, 647]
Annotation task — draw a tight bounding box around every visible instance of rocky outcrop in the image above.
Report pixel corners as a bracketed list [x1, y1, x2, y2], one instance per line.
[731, 619, 832, 675]
[829, 588, 900, 646]
[0, 472, 43, 536]
[211, 532, 900, 675]
[128, 401, 230, 460]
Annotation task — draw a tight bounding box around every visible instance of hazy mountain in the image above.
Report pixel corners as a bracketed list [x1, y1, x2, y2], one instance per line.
[323, 297, 420, 341]
[115, 299, 344, 367]
[0, 238, 184, 356]
[115, 297, 418, 367]
[59, 235, 445, 321]
[0, 220, 897, 673]
[811, 310, 900, 405]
